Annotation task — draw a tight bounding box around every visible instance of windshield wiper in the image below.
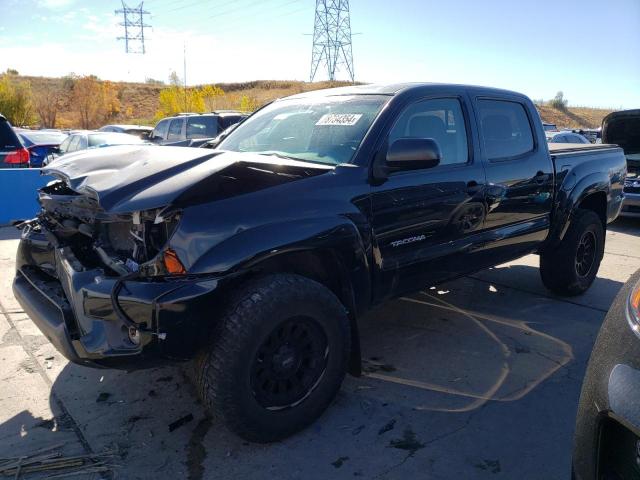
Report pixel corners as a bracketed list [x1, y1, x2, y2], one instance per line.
[256, 151, 337, 166]
[257, 151, 304, 161]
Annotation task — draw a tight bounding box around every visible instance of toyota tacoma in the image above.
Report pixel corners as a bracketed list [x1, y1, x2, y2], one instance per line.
[13, 83, 626, 442]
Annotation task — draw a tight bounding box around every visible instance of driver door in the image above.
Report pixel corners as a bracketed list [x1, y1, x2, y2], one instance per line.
[370, 96, 488, 301]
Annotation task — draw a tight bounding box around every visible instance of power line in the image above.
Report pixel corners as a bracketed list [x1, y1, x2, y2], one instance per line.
[310, 0, 354, 82]
[115, 1, 152, 54]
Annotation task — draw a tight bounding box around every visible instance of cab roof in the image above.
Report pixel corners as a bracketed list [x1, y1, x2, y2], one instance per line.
[283, 82, 527, 100]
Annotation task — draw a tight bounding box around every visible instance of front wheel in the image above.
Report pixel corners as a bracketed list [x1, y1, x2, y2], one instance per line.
[540, 209, 605, 296]
[195, 274, 350, 442]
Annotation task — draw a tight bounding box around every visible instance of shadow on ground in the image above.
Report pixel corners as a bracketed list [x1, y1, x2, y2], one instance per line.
[0, 264, 626, 479]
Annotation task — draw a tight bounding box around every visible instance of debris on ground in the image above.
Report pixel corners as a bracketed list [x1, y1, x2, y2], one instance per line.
[44, 356, 54, 369]
[0, 444, 117, 479]
[168, 413, 194, 432]
[362, 358, 397, 373]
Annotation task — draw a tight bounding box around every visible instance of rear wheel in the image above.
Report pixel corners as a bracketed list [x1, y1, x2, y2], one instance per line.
[540, 209, 605, 296]
[195, 274, 350, 442]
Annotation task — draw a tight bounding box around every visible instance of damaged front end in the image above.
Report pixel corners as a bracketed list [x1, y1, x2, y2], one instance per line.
[35, 180, 182, 277]
[13, 180, 219, 368]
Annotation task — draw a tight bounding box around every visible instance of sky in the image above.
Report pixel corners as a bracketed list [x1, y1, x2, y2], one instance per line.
[0, 0, 638, 108]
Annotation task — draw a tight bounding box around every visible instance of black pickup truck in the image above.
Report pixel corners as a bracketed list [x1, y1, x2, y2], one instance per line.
[13, 83, 626, 442]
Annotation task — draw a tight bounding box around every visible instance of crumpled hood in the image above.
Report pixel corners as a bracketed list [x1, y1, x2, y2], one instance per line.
[42, 145, 333, 213]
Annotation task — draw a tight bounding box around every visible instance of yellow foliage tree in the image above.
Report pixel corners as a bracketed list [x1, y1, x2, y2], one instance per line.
[156, 86, 205, 118]
[0, 75, 35, 126]
[200, 84, 225, 112]
[238, 95, 259, 113]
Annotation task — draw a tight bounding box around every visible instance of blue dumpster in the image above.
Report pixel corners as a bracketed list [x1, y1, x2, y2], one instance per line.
[0, 169, 50, 225]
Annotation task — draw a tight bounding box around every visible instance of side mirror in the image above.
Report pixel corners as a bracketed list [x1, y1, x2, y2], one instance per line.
[386, 138, 441, 172]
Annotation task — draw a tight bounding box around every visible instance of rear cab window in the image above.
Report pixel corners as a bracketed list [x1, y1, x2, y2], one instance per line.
[477, 99, 534, 160]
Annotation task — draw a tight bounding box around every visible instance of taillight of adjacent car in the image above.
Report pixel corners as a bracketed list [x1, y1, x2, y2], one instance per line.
[4, 147, 30, 167]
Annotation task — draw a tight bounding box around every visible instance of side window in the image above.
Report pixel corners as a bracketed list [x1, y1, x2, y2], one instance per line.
[186, 116, 217, 139]
[389, 98, 468, 166]
[152, 119, 170, 140]
[77, 136, 88, 150]
[220, 115, 242, 130]
[167, 119, 183, 141]
[59, 136, 71, 153]
[477, 99, 534, 160]
[67, 136, 81, 152]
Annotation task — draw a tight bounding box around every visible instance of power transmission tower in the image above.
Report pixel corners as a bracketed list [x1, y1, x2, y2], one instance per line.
[115, 1, 151, 54]
[310, 0, 354, 82]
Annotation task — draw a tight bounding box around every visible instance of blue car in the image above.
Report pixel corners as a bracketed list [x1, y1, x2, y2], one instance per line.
[15, 129, 68, 168]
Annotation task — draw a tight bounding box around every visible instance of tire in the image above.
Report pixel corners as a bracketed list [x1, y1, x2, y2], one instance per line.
[195, 274, 350, 442]
[540, 208, 605, 296]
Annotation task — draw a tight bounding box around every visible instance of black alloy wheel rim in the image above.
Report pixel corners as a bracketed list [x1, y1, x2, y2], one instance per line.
[250, 317, 329, 410]
[575, 230, 597, 277]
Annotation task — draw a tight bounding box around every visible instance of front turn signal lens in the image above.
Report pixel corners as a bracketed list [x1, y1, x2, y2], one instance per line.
[163, 248, 186, 275]
[627, 281, 640, 337]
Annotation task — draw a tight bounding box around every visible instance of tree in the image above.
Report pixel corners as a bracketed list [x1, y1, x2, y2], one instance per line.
[550, 91, 568, 111]
[33, 85, 64, 128]
[238, 95, 259, 112]
[72, 76, 121, 129]
[200, 84, 225, 111]
[156, 86, 204, 118]
[5, 68, 19, 75]
[0, 75, 35, 126]
[168, 71, 182, 87]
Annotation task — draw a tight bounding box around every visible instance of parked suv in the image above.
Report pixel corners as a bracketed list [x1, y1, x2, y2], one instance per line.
[149, 111, 247, 147]
[0, 114, 30, 168]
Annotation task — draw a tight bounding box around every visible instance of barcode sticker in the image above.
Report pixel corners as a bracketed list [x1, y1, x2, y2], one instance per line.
[316, 113, 363, 126]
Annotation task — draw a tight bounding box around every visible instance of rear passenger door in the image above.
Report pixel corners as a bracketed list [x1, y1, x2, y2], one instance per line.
[474, 97, 554, 260]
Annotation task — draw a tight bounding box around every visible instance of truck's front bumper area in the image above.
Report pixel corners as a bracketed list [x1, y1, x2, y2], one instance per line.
[13, 227, 221, 369]
[620, 191, 640, 218]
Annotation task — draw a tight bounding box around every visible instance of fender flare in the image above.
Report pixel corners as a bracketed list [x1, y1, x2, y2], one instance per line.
[548, 171, 610, 247]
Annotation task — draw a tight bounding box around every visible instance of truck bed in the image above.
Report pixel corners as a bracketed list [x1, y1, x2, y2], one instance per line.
[548, 143, 618, 154]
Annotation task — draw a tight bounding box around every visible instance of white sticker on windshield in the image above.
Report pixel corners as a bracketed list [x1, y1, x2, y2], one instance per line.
[316, 113, 363, 126]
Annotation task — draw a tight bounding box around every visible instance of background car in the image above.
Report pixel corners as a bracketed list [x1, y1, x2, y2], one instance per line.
[0, 114, 30, 168]
[14, 129, 68, 168]
[48, 131, 149, 165]
[543, 122, 558, 132]
[149, 111, 248, 147]
[573, 269, 640, 480]
[98, 124, 153, 139]
[547, 131, 591, 144]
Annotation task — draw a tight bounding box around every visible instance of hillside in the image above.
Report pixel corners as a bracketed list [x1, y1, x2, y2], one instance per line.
[16, 75, 613, 129]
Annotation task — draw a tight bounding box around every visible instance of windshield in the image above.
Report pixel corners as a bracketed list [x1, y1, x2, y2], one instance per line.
[218, 95, 389, 165]
[88, 133, 146, 147]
